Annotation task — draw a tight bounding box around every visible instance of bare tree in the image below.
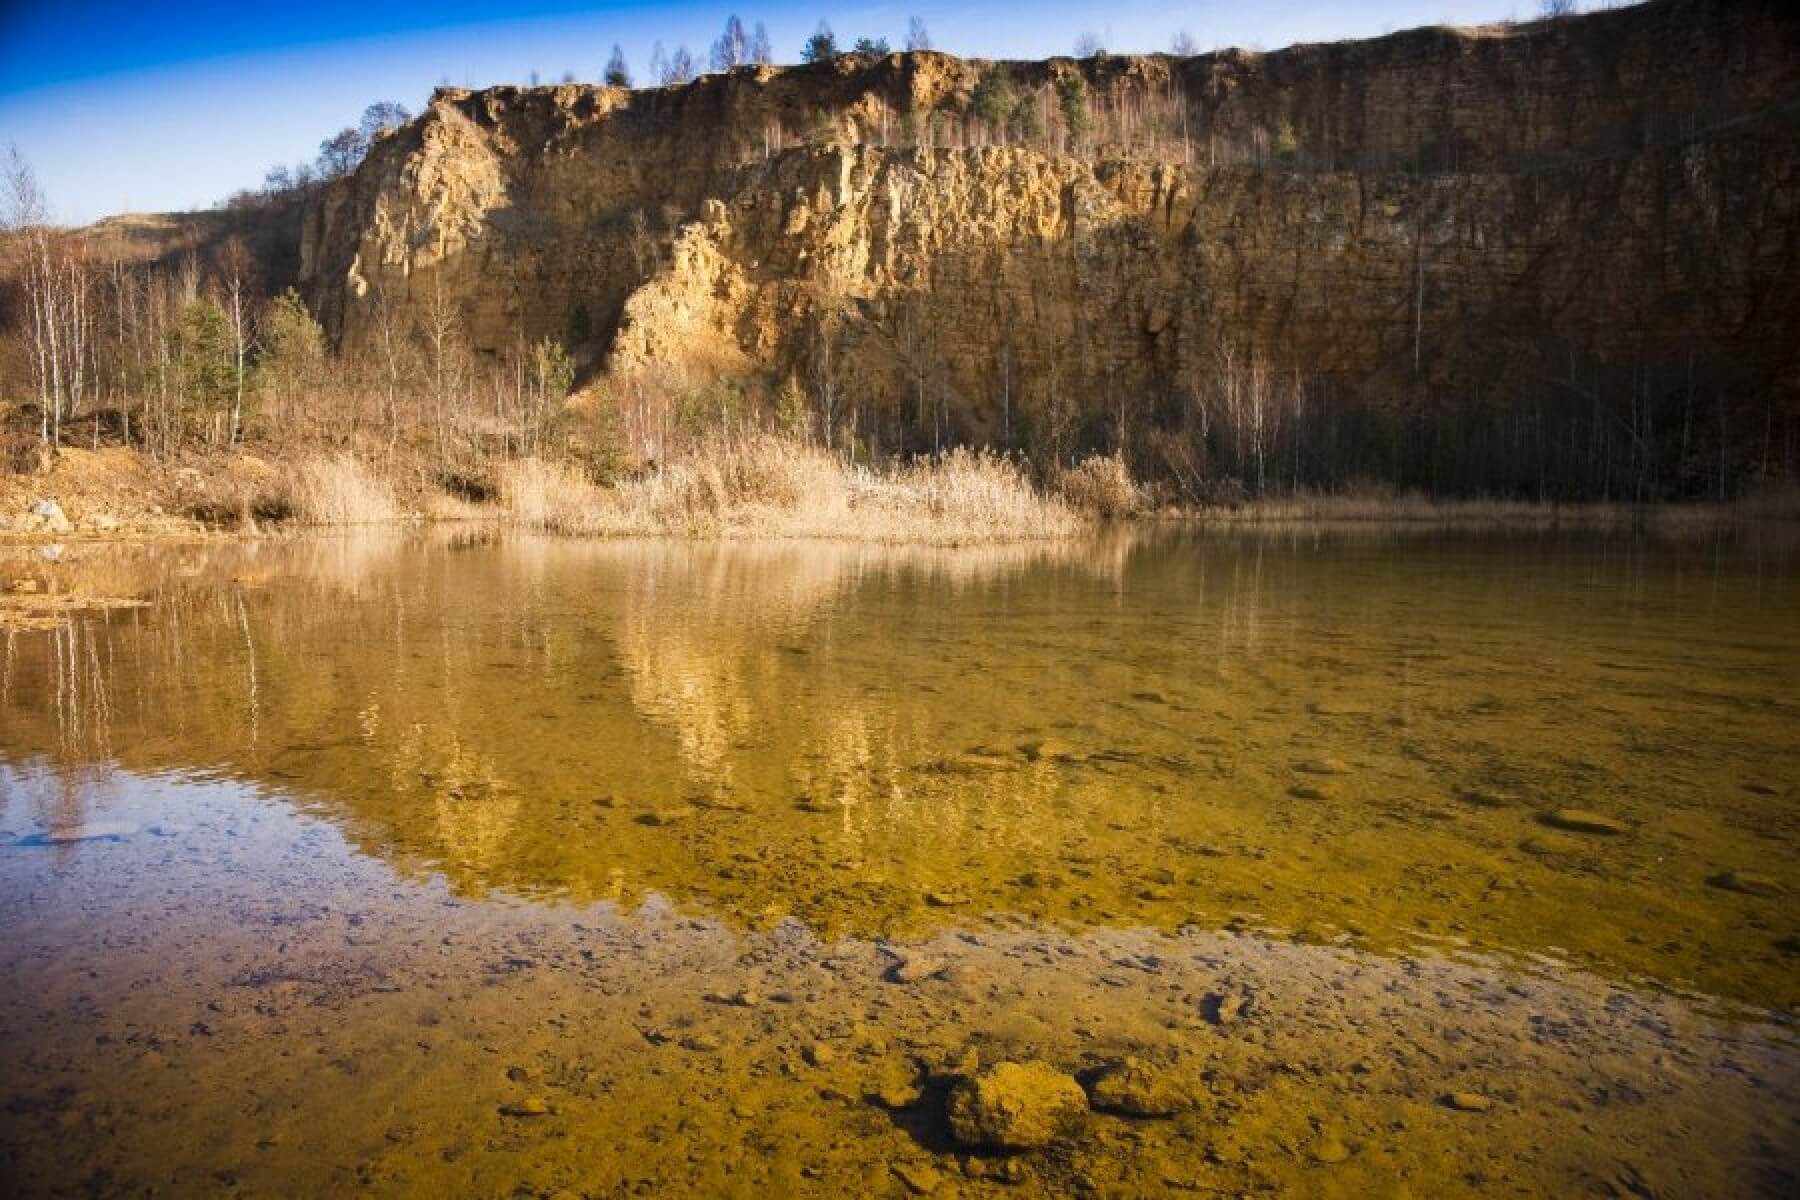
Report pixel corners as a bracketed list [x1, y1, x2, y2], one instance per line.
[421, 275, 465, 461]
[1073, 32, 1106, 59]
[750, 22, 773, 65]
[315, 127, 366, 179]
[605, 44, 631, 88]
[711, 15, 749, 72]
[6, 145, 93, 449]
[216, 236, 257, 445]
[664, 45, 697, 85]
[905, 17, 932, 52]
[1171, 30, 1198, 56]
[358, 101, 411, 143]
[1540, 0, 1577, 15]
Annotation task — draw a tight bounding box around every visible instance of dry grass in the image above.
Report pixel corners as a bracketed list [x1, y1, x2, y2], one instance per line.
[1055, 453, 1144, 518]
[499, 437, 1084, 544]
[286, 454, 401, 526]
[497, 457, 604, 532]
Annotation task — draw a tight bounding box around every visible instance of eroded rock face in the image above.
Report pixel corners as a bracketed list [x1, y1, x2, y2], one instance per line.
[946, 1060, 1088, 1149]
[298, 0, 1800, 456]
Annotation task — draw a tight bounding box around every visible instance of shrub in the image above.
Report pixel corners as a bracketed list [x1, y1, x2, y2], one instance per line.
[1055, 453, 1144, 517]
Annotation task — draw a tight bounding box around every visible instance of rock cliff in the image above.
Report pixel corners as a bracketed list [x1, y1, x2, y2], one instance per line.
[298, 0, 1800, 492]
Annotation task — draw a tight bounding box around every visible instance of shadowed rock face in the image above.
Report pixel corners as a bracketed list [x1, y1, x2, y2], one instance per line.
[298, 0, 1799, 447]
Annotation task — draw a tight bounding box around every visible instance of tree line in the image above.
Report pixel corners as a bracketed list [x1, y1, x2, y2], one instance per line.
[2, 148, 578, 477]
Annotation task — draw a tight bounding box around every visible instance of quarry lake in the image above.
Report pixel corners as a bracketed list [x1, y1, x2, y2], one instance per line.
[1, 528, 1796, 1197]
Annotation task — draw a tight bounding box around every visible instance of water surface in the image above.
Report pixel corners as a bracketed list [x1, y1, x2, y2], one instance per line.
[2, 529, 1796, 1196]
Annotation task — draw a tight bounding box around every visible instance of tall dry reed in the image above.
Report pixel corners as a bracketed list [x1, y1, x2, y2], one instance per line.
[286, 454, 401, 525]
[499, 437, 1086, 544]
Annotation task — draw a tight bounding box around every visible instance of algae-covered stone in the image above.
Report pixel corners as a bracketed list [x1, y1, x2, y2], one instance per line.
[947, 1061, 1087, 1150]
[1085, 1057, 1193, 1116]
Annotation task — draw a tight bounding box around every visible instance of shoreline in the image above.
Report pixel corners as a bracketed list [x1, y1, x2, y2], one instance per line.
[3, 444, 1795, 549]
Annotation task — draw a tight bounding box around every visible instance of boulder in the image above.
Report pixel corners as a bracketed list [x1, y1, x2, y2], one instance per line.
[947, 1061, 1087, 1150]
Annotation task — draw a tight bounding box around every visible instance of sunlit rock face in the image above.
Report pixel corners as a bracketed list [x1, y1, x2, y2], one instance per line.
[298, 0, 1799, 447]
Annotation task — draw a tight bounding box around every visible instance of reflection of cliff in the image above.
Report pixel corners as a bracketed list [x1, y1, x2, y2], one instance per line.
[5, 531, 1797, 1009]
[0, 533, 1128, 915]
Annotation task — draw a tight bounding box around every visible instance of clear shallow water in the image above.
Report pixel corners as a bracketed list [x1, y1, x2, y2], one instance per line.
[1, 528, 1796, 1196]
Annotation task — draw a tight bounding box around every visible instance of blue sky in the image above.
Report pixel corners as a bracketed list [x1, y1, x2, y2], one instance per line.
[2, 1, 1544, 223]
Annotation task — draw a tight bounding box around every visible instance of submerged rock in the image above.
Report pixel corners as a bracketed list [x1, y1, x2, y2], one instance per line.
[1457, 788, 1513, 809]
[890, 1162, 945, 1195]
[1202, 986, 1254, 1025]
[1310, 1132, 1352, 1164]
[18, 822, 138, 846]
[864, 1059, 925, 1109]
[1018, 738, 1078, 763]
[947, 1061, 1087, 1150]
[1539, 809, 1629, 835]
[1707, 870, 1782, 898]
[886, 954, 948, 985]
[1294, 757, 1349, 776]
[1442, 1091, 1493, 1113]
[636, 806, 695, 826]
[1084, 1056, 1193, 1117]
